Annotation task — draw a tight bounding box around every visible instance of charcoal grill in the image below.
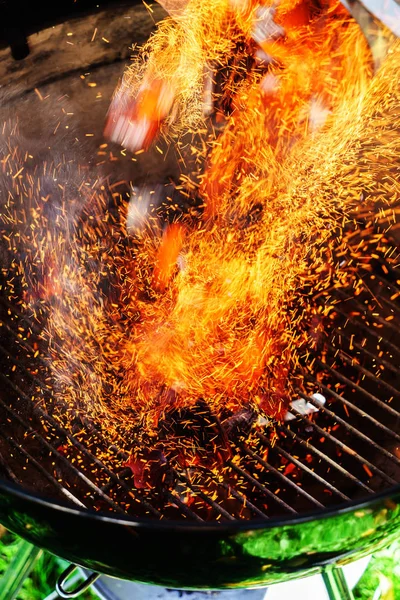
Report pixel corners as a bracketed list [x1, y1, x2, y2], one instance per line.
[0, 1, 399, 599]
[3, 235, 400, 598]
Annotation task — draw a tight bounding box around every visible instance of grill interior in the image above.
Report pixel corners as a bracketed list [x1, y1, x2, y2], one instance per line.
[1, 240, 400, 523]
[0, 1, 400, 525]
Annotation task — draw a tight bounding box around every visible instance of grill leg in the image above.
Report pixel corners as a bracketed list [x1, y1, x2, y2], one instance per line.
[322, 565, 354, 600]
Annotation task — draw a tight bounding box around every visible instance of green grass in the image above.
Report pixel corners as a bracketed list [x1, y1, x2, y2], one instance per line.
[353, 541, 400, 600]
[0, 529, 98, 600]
[1, 529, 400, 599]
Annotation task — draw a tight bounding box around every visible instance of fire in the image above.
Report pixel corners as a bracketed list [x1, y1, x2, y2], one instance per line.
[102, 0, 375, 425]
[2, 0, 400, 454]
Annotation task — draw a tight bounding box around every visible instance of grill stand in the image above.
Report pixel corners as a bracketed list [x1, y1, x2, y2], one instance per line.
[54, 563, 355, 600]
[56, 565, 101, 599]
[322, 566, 354, 600]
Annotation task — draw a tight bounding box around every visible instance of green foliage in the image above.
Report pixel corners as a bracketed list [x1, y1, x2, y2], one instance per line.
[354, 541, 400, 600]
[0, 530, 98, 600]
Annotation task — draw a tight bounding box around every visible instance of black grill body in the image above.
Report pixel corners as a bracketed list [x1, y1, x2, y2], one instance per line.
[0, 0, 399, 591]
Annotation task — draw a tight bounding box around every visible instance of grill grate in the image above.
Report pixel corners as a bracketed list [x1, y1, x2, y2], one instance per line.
[1, 251, 400, 522]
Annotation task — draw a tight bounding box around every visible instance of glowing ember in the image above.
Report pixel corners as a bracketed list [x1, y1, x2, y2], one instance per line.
[1, 0, 400, 460]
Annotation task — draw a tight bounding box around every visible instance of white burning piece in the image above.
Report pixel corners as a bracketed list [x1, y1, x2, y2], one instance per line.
[176, 253, 187, 273]
[251, 6, 285, 47]
[260, 72, 280, 95]
[203, 63, 215, 117]
[156, 0, 188, 16]
[308, 97, 331, 132]
[120, 117, 152, 154]
[284, 392, 326, 422]
[298, 97, 331, 133]
[127, 185, 163, 235]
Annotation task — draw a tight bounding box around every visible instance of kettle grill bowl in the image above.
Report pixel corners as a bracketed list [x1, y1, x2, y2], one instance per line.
[0, 0, 400, 590]
[1, 479, 400, 589]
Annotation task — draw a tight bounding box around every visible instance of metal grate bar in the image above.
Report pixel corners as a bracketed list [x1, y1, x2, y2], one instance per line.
[335, 289, 400, 337]
[276, 424, 374, 494]
[227, 460, 297, 514]
[216, 482, 269, 519]
[76, 421, 267, 519]
[0, 428, 87, 507]
[296, 389, 400, 469]
[0, 315, 88, 382]
[100, 467, 132, 494]
[241, 442, 326, 506]
[306, 359, 400, 443]
[164, 490, 205, 521]
[331, 326, 400, 377]
[378, 290, 400, 315]
[254, 436, 350, 502]
[101, 464, 205, 523]
[0, 339, 209, 520]
[1, 298, 43, 335]
[190, 467, 269, 519]
[100, 441, 261, 520]
[332, 303, 400, 358]
[0, 315, 291, 520]
[0, 368, 169, 517]
[375, 275, 400, 304]
[328, 347, 400, 414]
[0, 337, 231, 521]
[1, 311, 246, 520]
[0, 330, 134, 463]
[0, 370, 164, 518]
[377, 257, 400, 280]
[36, 406, 166, 517]
[287, 406, 397, 485]
[176, 473, 236, 521]
[0, 392, 129, 515]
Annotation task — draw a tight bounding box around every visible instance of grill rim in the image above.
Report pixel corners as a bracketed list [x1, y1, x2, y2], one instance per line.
[2, 474, 400, 532]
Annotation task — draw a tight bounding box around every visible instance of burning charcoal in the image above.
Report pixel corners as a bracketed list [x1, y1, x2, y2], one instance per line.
[124, 448, 172, 490]
[124, 402, 236, 492]
[221, 408, 257, 439]
[158, 401, 232, 466]
[104, 77, 175, 153]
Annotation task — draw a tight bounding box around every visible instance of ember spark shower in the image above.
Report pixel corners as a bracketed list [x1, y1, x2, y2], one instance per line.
[5, 0, 400, 446]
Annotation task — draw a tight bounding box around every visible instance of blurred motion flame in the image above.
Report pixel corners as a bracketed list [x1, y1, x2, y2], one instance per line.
[2, 0, 400, 445]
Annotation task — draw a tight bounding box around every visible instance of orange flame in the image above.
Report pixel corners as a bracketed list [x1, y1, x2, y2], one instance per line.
[105, 0, 375, 425]
[12, 0, 399, 442]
